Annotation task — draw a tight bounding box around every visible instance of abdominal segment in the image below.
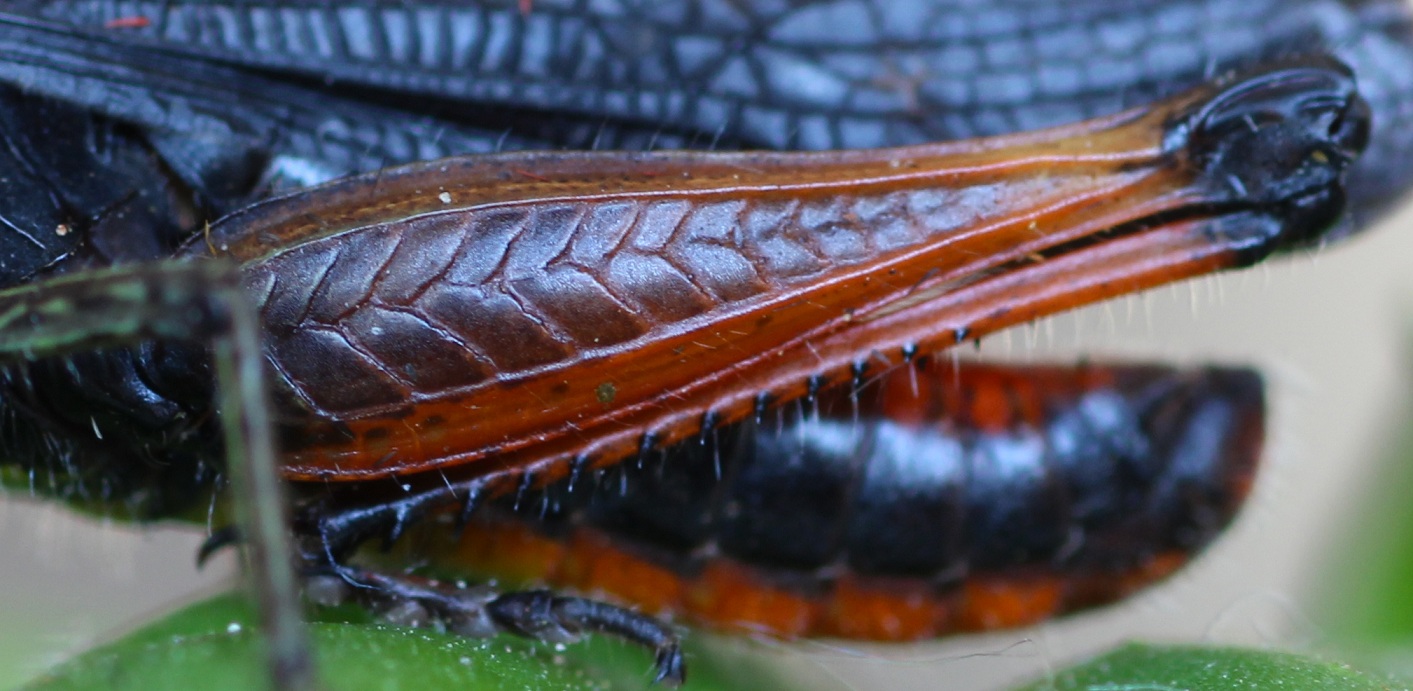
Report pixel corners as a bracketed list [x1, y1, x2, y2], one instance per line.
[396, 360, 1264, 639]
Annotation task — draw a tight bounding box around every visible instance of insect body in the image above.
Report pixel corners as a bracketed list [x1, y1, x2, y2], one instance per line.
[198, 57, 1356, 684]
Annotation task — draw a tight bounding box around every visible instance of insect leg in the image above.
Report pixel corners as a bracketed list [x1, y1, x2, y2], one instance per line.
[487, 592, 685, 685]
[0, 260, 312, 690]
[292, 479, 487, 563]
[296, 474, 686, 684]
[307, 565, 686, 685]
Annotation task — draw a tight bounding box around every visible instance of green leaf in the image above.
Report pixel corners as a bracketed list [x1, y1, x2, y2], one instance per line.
[1013, 643, 1407, 691]
[23, 593, 786, 691]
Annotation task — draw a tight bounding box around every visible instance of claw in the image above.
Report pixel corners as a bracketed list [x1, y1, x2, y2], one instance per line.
[196, 524, 242, 566]
[652, 645, 687, 686]
[379, 505, 413, 550]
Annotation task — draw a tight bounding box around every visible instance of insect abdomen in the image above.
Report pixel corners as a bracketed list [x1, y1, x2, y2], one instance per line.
[416, 361, 1263, 638]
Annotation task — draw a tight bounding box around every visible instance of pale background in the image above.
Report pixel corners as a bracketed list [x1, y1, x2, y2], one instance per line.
[3, 200, 1412, 688]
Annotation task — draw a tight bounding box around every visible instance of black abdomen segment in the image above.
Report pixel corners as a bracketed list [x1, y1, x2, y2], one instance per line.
[426, 360, 1263, 638]
[575, 361, 1260, 575]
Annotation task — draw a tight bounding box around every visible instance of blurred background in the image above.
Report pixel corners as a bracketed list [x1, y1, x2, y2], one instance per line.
[3, 200, 1413, 689]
